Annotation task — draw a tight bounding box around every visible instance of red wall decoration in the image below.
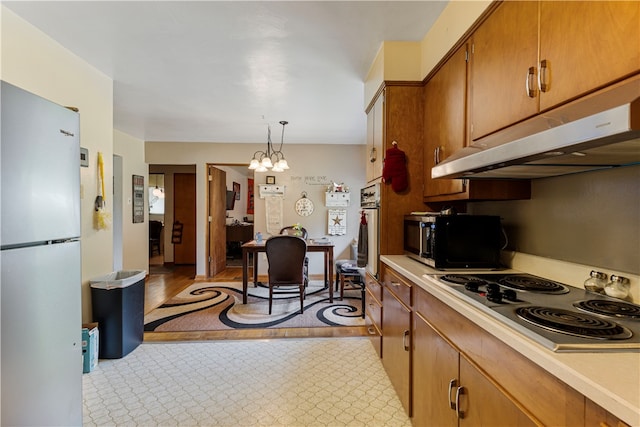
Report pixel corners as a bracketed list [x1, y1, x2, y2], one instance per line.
[247, 178, 254, 214]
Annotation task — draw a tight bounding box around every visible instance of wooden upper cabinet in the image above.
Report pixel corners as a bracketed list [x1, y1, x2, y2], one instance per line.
[423, 42, 531, 204]
[470, 1, 640, 141]
[423, 44, 466, 199]
[469, 1, 539, 141]
[538, 1, 640, 111]
[366, 92, 385, 182]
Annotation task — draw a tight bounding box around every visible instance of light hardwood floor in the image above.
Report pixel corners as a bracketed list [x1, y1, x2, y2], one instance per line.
[143, 264, 369, 342]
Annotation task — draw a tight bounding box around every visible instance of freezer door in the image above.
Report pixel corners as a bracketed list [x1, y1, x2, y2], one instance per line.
[1, 241, 82, 426]
[1, 81, 81, 246]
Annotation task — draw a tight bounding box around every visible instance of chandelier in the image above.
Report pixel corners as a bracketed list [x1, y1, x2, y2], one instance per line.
[248, 120, 290, 172]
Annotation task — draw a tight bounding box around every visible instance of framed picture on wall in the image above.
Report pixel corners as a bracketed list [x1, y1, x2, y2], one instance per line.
[233, 181, 240, 200]
[132, 175, 144, 223]
[266, 175, 275, 185]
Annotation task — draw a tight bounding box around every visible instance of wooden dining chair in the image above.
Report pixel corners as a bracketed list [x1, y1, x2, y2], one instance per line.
[280, 226, 309, 287]
[265, 235, 307, 314]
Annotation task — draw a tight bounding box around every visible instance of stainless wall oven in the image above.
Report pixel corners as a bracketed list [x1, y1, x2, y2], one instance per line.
[360, 183, 380, 279]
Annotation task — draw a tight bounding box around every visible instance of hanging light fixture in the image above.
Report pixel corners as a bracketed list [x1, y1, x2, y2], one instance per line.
[151, 174, 165, 198]
[248, 120, 290, 172]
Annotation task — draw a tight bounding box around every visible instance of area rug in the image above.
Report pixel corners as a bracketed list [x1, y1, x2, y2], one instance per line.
[144, 281, 364, 331]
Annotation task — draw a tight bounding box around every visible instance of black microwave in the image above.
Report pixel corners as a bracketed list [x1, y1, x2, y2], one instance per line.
[404, 214, 503, 269]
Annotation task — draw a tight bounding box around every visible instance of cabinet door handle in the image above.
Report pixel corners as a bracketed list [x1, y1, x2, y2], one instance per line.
[448, 379, 457, 409]
[434, 146, 441, 165]
[538, 59, 549, 93]
[402, 330, 410, 351]
[455, 386, 466, 419]
[390, 281, 401, 288]
[525, 66, 536, 98]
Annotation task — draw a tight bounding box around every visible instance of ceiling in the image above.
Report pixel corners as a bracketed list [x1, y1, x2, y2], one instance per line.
[4, 1, 448, 145]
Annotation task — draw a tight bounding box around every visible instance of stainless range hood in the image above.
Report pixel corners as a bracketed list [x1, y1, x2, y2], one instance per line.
[432, 78, 640, 180]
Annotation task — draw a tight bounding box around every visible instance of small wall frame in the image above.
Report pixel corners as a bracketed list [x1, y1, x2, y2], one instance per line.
[132, 175, 144, 223]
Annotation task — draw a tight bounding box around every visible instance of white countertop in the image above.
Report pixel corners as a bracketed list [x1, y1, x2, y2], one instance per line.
[381, 254, 640, 426]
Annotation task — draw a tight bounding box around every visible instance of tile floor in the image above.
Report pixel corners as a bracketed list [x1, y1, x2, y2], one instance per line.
[83, 337, 411, 426]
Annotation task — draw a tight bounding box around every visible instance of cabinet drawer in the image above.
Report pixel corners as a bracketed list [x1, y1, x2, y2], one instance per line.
[384, 267, 412, 308]
[365, 294, 382, 358]
[365, 288, 382, 331]
[366, 272, 383, 303]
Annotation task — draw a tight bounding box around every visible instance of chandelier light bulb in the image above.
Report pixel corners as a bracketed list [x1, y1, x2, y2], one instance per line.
[248, 159, 260, 169]
[261, 157, 273, 168]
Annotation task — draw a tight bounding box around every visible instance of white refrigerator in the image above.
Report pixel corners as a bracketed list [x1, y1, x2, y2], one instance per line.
[1, 81, 83, 425]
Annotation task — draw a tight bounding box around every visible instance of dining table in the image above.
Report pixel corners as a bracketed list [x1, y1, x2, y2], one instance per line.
[241, 239, 335, 304]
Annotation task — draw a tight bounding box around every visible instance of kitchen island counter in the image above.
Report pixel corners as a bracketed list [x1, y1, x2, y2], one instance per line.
[381, 254, 640, 426]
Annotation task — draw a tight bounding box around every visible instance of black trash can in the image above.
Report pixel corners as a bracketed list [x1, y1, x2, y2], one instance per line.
[90, 270, 146, 359]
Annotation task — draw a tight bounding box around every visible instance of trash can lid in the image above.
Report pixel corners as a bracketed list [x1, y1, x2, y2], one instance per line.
[90, 270, 146, 289]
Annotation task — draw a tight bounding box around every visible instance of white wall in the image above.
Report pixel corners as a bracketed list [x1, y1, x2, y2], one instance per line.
[419, 1, 492, 78]
[145, 142, 366, 277]
[113, 130, 148, 273]
[1, 6, 114, 322]
[364, 1, 492, 107]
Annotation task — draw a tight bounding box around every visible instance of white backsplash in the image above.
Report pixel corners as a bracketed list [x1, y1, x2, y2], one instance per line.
[502, 251, 639, 303]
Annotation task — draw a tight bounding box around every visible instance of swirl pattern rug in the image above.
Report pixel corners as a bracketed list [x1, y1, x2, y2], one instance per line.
[144, 281, 364, 331]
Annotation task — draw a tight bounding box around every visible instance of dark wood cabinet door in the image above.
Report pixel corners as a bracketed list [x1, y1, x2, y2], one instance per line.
[459, 357, 537, 426]
[469, 1, 539, 141]
[412, 311, 459, 427]
[173, 173, 196, 265]
[382, 286, 412, 415]
[423, 43, 467, 198]
[538, 1, 640, 111]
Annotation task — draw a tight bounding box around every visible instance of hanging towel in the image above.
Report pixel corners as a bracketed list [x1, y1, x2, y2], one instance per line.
[357, 211, 368, 268]
[382, 143, 408, 192]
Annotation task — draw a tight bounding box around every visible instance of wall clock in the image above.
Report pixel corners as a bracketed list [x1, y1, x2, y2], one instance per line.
[295, 192, 314, 216]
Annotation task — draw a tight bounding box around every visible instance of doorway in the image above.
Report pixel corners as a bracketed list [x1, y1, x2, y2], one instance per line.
[173, 173, 196, 265]
[206, 164, 254, 277]
[149, 173, 165, 266]
[148, 165, 196, 267]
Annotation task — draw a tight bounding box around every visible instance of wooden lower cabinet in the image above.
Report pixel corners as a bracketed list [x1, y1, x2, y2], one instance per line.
[585, 399, 630, 427]
[364, 273, 382, 358]
[381, 285, 411, 415]
[380, 261, 600, 426]
[413, 311, 459, 426]
[413, 310, 536, 427]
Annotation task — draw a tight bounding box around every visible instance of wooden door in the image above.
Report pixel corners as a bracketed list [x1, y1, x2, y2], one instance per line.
[459, 357, 537, 426]
[469, 1, 538, 141]
[412, 311, 459, 427]
[423, 43, 467, 198]
[538, 1, 640, 111]
[381, 286, 412, 415]
[207, 166, 227, 277]
[173, 173, 196, 265]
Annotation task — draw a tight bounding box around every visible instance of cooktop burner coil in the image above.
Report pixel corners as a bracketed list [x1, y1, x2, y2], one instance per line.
[515, 306, 633, 340]
[499, 275, 569, 294]
[440, 274, 484, 285]
[574, 300, 640, 319]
